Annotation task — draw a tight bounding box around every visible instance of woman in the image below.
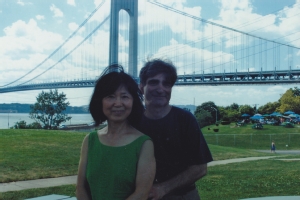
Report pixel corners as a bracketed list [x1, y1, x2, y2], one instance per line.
[76, 65, 155, 200]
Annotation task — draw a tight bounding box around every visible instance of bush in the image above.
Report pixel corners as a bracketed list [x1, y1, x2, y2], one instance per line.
[13, 121, 42, 129]
[27, 122, 42, 129]
[221, 121, 231, 125]
[13, 120, 27, 129]
[284, 123, 294, 128]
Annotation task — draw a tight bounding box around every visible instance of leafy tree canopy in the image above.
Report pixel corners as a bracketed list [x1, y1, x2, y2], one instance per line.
[278, 88, 300, 114]
[194, 108, 213, 128]
[292, 87, 300, 97]
[257, 101, 280, 114]
[195, 101, 218, 120]
[29, 89, 71, 129]
[239, 105, 255, 116]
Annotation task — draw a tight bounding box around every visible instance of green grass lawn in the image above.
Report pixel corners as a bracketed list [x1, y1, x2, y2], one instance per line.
[1, 128, 300, 200]
[202, 123, 300, 150]
[0, 129, 87, 183]
[198, 156, 300, 199]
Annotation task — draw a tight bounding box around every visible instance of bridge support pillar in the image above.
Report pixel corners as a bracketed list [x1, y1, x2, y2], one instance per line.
[109, 0, 138, 77]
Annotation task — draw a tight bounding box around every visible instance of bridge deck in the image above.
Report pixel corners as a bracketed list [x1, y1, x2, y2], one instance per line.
[1, 69, 299, 93]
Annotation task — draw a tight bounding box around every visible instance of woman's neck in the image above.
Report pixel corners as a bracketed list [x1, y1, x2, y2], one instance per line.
[106, 120, 132, 136]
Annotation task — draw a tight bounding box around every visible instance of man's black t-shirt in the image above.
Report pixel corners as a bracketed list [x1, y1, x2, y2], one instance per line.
[138, 106, 213, 195]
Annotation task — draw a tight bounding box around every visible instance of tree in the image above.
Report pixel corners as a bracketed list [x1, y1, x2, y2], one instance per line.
[194, 101, 218, 126]
[257, 101, 280, 114]
[30, 89, 71, 129]
[228, 103, 239, 111]
[239, 105, 255, 116]
[219, 103, 240, 122]
[278, 88, 300, 114]
[194, 107, 213, 128]
[292, 87, 300, 97]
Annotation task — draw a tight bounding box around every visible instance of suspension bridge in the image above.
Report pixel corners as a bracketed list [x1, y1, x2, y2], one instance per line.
[1, 0, 300, 94]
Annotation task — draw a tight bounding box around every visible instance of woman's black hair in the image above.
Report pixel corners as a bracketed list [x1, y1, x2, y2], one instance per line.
[89, 64, 144, 127]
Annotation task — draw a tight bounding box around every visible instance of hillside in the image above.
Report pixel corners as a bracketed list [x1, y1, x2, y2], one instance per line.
[0, 103, 89, 114]
[0, 103, 196, 114]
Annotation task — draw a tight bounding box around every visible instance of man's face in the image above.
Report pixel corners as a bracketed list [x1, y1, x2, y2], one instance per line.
[140, 73, 172, 107]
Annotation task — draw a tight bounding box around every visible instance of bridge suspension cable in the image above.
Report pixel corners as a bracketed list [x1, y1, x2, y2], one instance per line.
[149, 1, 300, 50]
[0, 0, 107, 88]
[17, 16, 110, 87]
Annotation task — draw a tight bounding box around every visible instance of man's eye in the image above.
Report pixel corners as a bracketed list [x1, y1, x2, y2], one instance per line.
[163, 81, 172, 87]
[148, 80, 159, 85]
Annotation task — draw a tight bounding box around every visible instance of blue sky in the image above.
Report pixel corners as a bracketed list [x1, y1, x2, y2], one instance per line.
[0, 0, 300, 109]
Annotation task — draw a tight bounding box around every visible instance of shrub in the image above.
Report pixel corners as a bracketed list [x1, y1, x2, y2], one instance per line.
[13, 120, 27, 129]
[221, 121, 231, 125]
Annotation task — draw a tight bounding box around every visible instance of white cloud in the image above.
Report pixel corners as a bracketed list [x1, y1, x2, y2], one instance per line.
[68, 22, 85, 33]
[0, 19, 64, 85]
[17, 0, 25, 6]
[67, 0, 76, 6]
[35, 15, 45, 20]
[68, 22, 79, 31]
[50, 4, 64, 18]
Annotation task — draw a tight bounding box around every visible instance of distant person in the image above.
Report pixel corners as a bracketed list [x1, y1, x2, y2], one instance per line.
[271, 141, 276, 153]
[76, 65, 155, 200]
[138, 58, 213, 200]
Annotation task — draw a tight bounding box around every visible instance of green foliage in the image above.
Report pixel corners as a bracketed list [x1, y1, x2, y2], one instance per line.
[195, 108, 213, 128]
[257, 101, 280, 114]
[292, 86, 300, 97]
[194, 101, 218, 127]
[13, 120, 27, 129]
[30, 89, 72, 129]
[27, 122, 42, 129]
[13, 121, 42, 129]
[221, 121, 231, 125]
[278, 87, 300, 114]
[239, 104, 255, 116]
[218, 103, 242, 122]
[226, 103, 239, 111]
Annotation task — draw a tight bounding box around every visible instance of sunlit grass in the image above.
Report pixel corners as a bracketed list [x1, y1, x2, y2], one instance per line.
[1, 129, 299, 200]
[198, 156, 300, 200]
[0, 129, 87, 183]
[202, 123, 300, 149]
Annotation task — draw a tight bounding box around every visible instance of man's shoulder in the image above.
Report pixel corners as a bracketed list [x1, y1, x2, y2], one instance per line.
[171, 106, 194, 117]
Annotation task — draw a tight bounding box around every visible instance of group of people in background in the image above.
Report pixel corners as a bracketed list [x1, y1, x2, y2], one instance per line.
[76, 58, 213, 200]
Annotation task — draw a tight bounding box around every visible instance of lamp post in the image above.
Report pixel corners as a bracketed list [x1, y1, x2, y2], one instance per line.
[7, 111, 10, 129]
[211, 107, 217, 124]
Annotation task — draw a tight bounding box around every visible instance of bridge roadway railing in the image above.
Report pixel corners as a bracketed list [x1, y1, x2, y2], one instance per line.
[0, 70, 299, 93]
[176, 69, 300, 85]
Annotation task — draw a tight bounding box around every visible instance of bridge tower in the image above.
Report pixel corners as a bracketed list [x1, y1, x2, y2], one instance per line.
[109, 0, 138, 77]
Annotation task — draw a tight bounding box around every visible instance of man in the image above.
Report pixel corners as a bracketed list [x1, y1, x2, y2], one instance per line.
[138, 58, 213, 200]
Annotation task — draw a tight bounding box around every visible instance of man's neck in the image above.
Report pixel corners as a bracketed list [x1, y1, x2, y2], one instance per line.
[144, 104, 172, 119]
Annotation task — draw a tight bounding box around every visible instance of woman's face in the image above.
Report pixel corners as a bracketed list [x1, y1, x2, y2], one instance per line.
[102, 85, 133, 123]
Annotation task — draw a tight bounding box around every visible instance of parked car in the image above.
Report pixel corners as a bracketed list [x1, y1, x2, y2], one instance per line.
[59, 124, 66, 129]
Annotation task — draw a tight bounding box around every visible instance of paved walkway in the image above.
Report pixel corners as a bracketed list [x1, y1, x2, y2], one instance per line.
[1, 151, 299, 199]
[0, 156, 277, 193]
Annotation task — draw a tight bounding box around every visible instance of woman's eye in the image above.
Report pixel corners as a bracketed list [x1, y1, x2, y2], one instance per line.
[106, 95, 115, 99]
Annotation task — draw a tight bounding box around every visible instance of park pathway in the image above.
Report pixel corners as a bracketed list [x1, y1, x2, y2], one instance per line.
[0, 156, 278, 193]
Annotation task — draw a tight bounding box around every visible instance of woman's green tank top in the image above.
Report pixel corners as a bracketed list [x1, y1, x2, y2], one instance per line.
[86, 131, 151, 200]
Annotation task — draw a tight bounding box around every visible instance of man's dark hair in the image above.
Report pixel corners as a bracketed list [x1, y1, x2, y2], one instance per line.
[89, 64, 144, 127]
[139, 58, 177, 86]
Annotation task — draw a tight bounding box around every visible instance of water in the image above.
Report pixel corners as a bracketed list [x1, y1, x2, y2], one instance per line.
[0, 113, 94, 129]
